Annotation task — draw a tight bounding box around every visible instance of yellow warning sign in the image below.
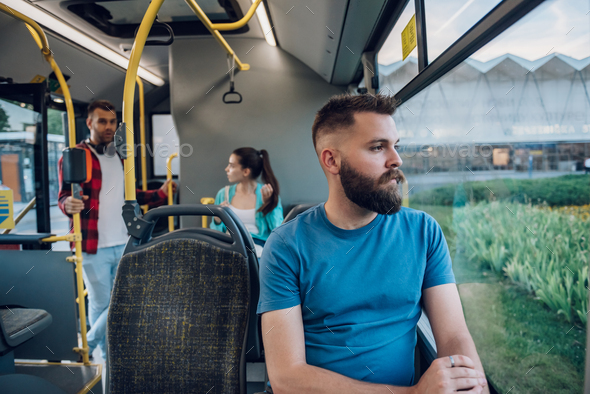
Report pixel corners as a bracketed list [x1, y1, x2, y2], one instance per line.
[0, 190, 15, 230]
[30, 75, 46, 84]
[401, 15, 417, 61]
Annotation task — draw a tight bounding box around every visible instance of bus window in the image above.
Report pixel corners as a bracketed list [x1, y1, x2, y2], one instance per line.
[424, 0, 502, 63]
[377, 0, 418, 96]
[0, 98, 68, 245]
[152, 114, 180, 177]
[382, 0, 589, 391]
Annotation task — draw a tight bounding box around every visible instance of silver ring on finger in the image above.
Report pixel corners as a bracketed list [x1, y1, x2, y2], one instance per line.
[449, 355, 455, 368]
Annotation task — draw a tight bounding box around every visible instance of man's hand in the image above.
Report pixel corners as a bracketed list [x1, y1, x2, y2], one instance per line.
[160, 180, 177, 196]
[412, 355, 487, 394]
[261, 183, 273, 204]
[64, 195, 88, 215]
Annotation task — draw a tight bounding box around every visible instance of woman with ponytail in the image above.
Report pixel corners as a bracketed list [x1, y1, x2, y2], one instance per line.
[210, 147, 283, 257]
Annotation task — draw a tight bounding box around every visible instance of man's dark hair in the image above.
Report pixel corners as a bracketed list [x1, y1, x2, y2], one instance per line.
[87, 100, 116, 117]
[311, 94, 399, 151]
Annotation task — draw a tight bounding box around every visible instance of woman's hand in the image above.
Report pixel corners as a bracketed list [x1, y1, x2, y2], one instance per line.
[261, 183, 273, 204]
[214, 201, 230, 224]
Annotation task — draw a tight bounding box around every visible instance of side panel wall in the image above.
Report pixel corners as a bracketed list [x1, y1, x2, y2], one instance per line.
[170, 37, 345, 225]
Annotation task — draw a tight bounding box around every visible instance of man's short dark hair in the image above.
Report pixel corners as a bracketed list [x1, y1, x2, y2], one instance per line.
[312, 94, 399, 151]
[87, 100, 116, 117]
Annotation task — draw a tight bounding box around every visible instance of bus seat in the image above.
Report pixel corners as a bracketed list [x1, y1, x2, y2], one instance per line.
[108, 205, 255, 394]
[283, 204, 318, 223]
[0, 307, 53, 374]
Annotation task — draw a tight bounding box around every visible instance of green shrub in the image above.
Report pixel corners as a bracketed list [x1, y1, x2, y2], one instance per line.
[412, 174, 590, 207]
[452, 201, 589, 324]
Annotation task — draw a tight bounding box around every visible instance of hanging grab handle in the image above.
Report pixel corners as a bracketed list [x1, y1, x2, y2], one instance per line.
[223, 54, 242, 104]
[134, 17, 174, 46]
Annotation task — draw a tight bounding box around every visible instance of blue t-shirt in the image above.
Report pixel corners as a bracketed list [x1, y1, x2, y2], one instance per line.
[257, 204, 455, 386]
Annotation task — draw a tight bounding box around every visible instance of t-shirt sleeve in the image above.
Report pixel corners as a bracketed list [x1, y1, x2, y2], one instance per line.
[257, 231, 301, 314]
[422, 216, 455, 290]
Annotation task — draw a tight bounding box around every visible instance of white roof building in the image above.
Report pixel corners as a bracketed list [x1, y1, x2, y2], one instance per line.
[381, 53, 590, 145]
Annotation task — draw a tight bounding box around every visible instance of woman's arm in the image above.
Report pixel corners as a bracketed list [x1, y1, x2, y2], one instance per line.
[265, 196, 284, 230]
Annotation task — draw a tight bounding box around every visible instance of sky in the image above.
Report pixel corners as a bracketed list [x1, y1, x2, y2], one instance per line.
[378, 0, 590, 66]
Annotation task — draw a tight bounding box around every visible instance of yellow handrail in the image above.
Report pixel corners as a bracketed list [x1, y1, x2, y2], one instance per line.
[1, 197, 35, 235]
[200, 197, 215, 227]
[123, 0, 260, 202]
[122, 0, 165, 202]
[167, 152, 178, 231]
[0, 2, 90, 366]
[136, 76, 148, 214]
[209, 0, 262, 31]
[184, 0, 263, 71]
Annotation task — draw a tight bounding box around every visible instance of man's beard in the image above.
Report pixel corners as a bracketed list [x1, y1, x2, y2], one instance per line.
[339, 158, 406, 215]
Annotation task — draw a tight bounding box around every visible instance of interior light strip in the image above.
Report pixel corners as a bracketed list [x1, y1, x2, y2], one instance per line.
[2, 0, 166, 86]
[252, 0, 276, 46]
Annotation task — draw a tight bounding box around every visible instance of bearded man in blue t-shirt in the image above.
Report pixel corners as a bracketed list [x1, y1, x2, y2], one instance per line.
[257, 94, 489, 394]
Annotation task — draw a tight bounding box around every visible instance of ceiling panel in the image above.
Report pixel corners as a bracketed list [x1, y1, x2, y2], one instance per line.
[266, 0, 349, 83]
[0, 12, 140, 106]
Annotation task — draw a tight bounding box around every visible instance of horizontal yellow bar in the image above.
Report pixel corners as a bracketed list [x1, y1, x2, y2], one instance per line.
[211, 0, 262, 31]
[42, 234, 81, 243]
[184, 0, 259, 71]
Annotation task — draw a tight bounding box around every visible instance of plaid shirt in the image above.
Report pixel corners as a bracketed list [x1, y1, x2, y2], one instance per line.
[58, 141, 167, 254]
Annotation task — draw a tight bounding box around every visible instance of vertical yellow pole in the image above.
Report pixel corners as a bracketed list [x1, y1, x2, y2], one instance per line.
[167, 153, 178, 232]
[136, 76, 148, 214]
[402, 181, 409, 207]
[200, 197, 215, 227]
[0, 5, 92, 365]
[122, 0, 165, 202]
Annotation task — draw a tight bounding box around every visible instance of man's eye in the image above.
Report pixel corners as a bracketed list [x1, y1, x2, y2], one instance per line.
[394, 145, 400, 150]
[371, 146, 384, 151]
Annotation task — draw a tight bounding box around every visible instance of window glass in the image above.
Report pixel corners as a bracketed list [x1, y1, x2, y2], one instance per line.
[424, 0, 502, 62]
[377, 0, 418, 96]
[384, 0, 589, 391]
[0, 99, 68, 245]
[152, 114, 180, 177]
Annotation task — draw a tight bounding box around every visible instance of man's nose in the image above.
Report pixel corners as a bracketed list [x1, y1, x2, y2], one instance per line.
[387, 148, 403, 168]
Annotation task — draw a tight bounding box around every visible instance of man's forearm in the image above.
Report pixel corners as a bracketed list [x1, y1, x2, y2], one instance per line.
[270, 363, 414, 394]
[436, 332, 490, 394]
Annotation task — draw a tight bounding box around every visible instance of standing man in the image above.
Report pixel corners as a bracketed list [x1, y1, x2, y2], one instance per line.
[258, 94, 488, 393]
[58, 100, 176, 360]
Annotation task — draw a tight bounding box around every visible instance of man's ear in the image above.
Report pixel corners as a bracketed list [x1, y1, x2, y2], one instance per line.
[320, 148, 340, 176]
[86, 116, 92, 131]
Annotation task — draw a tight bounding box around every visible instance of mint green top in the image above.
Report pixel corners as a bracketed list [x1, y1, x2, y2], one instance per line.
[210, 183, 284, 241]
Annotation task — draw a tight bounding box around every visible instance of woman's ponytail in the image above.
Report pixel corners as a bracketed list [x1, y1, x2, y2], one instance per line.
[259, 149, 280, 215]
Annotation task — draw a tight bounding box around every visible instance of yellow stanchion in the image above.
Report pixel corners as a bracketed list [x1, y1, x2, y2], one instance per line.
[200, 197, 215, 227]
[136, 76, 148, 214]
[184, 0, 263, 71]
[402, 181, 409, 207]
[122, 0, 166, 203]
[0, 2, 91, 366]
[167, 153, 178, 232]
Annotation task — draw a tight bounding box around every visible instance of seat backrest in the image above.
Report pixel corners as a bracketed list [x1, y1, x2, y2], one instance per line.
[283, 203, 318, 223]
[123, 205, 263, 362]
[109, 205, 253, 394]
[108, 238, 249, 394]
